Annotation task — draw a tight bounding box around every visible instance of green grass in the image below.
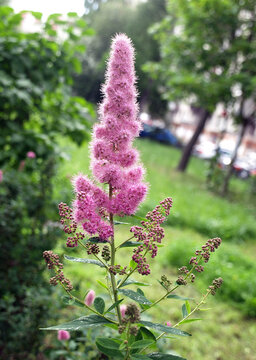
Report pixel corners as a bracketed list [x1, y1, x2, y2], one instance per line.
[51, 138, 256, 360]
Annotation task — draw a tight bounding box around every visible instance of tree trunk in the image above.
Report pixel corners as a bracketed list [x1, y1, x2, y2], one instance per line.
[177, 108, 210, 172]
[221, 120, 247, 195]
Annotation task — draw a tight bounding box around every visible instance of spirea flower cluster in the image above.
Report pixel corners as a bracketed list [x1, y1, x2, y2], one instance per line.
[130, 197, 173, 275]
[43, 251, 73, 291]
[71, 34, 147, 241]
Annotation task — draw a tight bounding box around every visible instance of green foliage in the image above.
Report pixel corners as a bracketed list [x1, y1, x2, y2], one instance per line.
[74, 0, 168, 116]
[145, 0, 256, 112]
[0, 6, 94, 358]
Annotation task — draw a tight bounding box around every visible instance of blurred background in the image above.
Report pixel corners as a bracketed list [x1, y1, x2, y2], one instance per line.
[0, 0, 255, 359]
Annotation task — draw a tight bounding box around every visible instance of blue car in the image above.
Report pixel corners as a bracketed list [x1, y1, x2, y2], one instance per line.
[139, 123, 181, 147]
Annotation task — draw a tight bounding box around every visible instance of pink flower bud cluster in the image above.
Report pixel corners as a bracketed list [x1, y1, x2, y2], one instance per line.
[58, 330, 70, 341]
[43, 251, 73, 291]
[130, 198, 173, 275]
[69, 34, 147, 241]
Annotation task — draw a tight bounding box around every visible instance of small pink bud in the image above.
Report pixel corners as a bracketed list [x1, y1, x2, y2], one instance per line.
[120, 304, 127, 318]
[166, 321, 172, 327]
[85, 290, 95, 306]
[57, 330, 70, 341]
[0, 170, 3, 182]
[27, 151, 36, 158]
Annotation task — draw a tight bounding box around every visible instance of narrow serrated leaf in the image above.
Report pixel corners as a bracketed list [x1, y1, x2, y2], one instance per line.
[131, 339, 155, 349]
[119, 279, 150, 288]
[148, 352, 187, 360]
[40, 315, 111, 331]
[97, 280, 108, 290]
[118, 289, 151, 305]
[178, 318, 202, 325]
[96, 338, 123, 358]
[64, 255, 105, 268]
[105, 299, 124, 314]
[185, 301, 191, 314]
[167, 295, 193, 301]
[120, 241, 143, 248]
[114, 221, 131, 225]
[94, 297, 105, 314]
[139, 321, 191, 337]
[182, 304, 188, 318]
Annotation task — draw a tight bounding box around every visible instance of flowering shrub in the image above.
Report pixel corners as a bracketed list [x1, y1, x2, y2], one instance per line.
[43, 34, 222, 360]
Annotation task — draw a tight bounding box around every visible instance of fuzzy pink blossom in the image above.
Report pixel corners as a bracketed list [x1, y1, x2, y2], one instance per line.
[70, 34, 147, 241]
[27, 151, 36, 158]
[0, 170, 3, 182]
[57, 330, 70, 341]
[166, 321, 172, 327]
[120, 304, 127, 318]
[85, 290, 95, 306]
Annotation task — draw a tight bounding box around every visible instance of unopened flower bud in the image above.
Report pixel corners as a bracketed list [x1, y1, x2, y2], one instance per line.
[85, 290, 95, 306]
[120, 304, 127, 318]
[58, 330, 70, 341]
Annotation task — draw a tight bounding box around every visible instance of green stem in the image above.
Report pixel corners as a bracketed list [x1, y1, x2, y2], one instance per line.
[109, 185, 122, 324]
[115, 235, 135, 250]
[77, 239, 108, 269]
[117, 248, 149, 289]
[141, 257, 202, 313]
[140, 290, 211, 354]
[55, 268, 117, 324]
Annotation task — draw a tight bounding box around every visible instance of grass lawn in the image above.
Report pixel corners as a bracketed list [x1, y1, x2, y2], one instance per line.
[52, 138, 256, 360]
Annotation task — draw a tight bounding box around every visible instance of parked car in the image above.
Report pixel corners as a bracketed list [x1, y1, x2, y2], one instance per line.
[218, 154, 256, 179]
[139, 123, 181, 147]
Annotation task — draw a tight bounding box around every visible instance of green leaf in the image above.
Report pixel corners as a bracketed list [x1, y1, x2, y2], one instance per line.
[105, 299, 124, 314]
[131, 355, 151, 360]
[140, 326, 156, 341]
[137, 288, 151, 310]
[97, 280, 108, 290]
[118, 289, 151, 305]
[139, 321, 191, 337]
[130, 260, 137, 269]
[182, 304, 188, 318]
[185, 301, 191, 314]
[132, 214, 147, 221]
[94, 297, 105, 314]
[120, 241, 143, 248]
[64, 255, 105, 268]
[131, 339, 155, 349]
[114, 221, 131, 225]
[87, 236, 107, 244]
[148, 353, 187, 360]
[167, 295, 193, 301]
[96, 338, 124, 358]
[40, 315, 112, 331]
[119, 279, 150, 288]
[178, 318, 202, 325]
[62, 295, 75, 306]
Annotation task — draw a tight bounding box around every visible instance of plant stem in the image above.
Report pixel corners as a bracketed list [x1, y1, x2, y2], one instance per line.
[56, 272, 117, 324]
[115, 235, 135, 250]
[141, 257, 201, 313]
[77, 239, 108, 269]
[139, 290, 211, 354]
[109, 185, 122, 324]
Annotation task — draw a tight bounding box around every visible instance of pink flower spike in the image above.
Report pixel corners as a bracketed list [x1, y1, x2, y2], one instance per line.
[120, 304, 127, 318]
[27, 151, 36, 158]
[85, 290, 95, 306]
[57, 330, 70, 341]
[166, 321, 172, 327]
[0, 169, 3, 182]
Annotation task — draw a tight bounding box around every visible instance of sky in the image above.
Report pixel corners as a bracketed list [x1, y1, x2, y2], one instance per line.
[10, 0, 85, 17]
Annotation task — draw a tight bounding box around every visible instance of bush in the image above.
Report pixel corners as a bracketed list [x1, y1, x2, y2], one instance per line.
[0, 7, 94, 358]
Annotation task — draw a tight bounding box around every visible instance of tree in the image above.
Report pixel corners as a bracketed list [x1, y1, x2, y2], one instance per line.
[0, 7, 94, 357]
[145, 0, 256, 176]
[74, 0, 168, 116]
